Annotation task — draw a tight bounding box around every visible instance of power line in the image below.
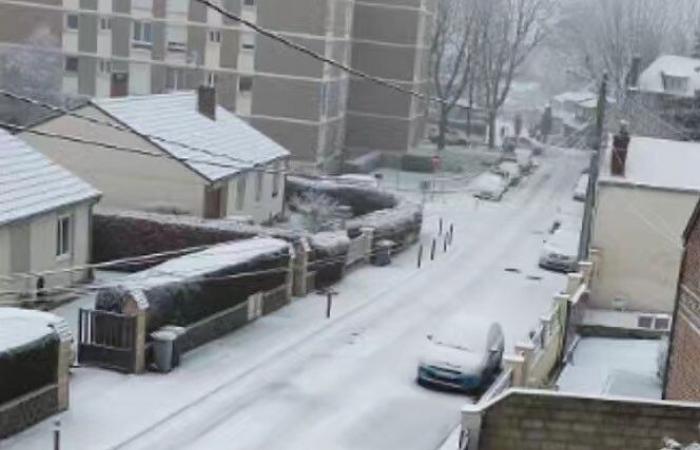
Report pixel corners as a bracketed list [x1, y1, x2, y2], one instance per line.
[0, 120, 289, 177]
[0, 89, 258, 169]
[192, 0, 457, 111]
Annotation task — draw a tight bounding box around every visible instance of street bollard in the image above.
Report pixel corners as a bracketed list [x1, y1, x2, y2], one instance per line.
[449, 224, 454, 245]
[54, 420, 61, 450]
[439, 218, 443, 235]
[443, 234, 448, 253]
[417, 244, 423, 268]
[326, 292, 333, 319]
[431, 238, 436, 260]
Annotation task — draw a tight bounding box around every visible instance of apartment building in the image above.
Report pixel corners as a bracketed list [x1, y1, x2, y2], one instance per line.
[344, 0, 435, 157]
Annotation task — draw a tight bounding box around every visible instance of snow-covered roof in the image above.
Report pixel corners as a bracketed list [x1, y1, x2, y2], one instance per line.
[0, 128, 100, 227]
[553, 91, 596, 104]
[0, 307, 66, 353]
[638, 55, 700, 98]
[92, 92, 289, 182]
[600, 136, 700, 192]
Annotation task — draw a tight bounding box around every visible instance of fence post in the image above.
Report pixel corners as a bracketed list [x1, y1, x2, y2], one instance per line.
[293, 238, 311, 296]
[417, 244, 423, 268]
[54, 319, 72, 411]
[430, 238, 436, 260]
[53, 420, 61, 450]
[460, 404, 484, 450]
[503, 354, 526, 387]
[515, 341, 536, 386]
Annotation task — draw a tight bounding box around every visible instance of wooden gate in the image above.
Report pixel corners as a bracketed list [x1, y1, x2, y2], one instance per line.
[78, 309, 137, 373]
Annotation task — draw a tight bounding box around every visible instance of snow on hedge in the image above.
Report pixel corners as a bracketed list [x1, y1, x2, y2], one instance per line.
[309, 231, 351, 256]
[0, 307, 64, 354]
[95, 238, 292, 331]
[286, 175, 397, 215]
[346, 198, 422, 244]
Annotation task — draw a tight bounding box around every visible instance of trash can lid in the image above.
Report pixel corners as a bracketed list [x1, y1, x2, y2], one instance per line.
[151, 330, 177, 341]
[161, 325, 186, 336]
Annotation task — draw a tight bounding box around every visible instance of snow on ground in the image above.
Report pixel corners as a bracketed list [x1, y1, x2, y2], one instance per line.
[556, 337, 663, 399]
[3, 148, 589, 450]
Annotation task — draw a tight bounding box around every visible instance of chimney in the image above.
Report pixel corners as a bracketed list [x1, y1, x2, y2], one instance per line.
[611, 121, 631, 176]
[626, 56, 642, 88]
[197, 85, 216, 120]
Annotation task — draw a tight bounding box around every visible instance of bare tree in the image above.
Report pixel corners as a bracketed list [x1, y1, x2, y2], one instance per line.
[0, 26, 67, 126]
[289, 191, 343, 233]
[551, 0, 686, 99]
[478, 0, 552, 148]
[430, 0, 480, 150]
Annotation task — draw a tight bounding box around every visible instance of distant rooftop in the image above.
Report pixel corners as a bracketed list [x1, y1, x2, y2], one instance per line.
[91, 91, 289, 182]
[638, 54, 700, 98]
[0, 128, 100, 226]
[599, 135, 700, 192]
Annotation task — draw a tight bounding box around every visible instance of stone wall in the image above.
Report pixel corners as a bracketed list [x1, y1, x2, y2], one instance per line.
[462, 389, 700, 450]
[0, 384, 58, 439]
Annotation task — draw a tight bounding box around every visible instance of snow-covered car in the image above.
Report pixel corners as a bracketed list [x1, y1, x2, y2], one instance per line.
[495, 161, 522, 186]
[573, 174, 589, 201]
[539, 228, 580, 272]
[472, 172, 508, 201]
[417, 318, 504, 392]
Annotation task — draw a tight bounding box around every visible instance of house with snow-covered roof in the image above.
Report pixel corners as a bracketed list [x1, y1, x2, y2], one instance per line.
[0, 128, 100, 302]
[21, 87, 290, 223]
[628, 54, 700, 141]
[588, 130, 700, 314]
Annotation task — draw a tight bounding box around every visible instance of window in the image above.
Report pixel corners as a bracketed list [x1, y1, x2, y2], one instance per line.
[100, 17, 111, 30]
[255, 170, 264, 202]
[56, 215, 71, 257]
[239, 76, 253, 93]
[236, 175, 247, 210]
[99, 60, 111, 73]
[209, 30, 221, 43]
[64, 56, 78, 73]
[66, 14, 78, 30]
[166, 68, 186, 90]
[133, 20, 153, 44]
[243, 0, 255, 5]
[206, 72, 217, 87]
[241, 33, 255, 51]
[272, 162, 281, 198]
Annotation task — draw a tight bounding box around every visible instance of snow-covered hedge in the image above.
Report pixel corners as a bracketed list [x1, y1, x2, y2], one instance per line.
[0, 309, 60, 404]
[347, 199, 422, 249]
[286, 175, 397, 216]
[308, 231, 351, 287]
[93, 209, 303, 271]
[95, 238, 291, 332]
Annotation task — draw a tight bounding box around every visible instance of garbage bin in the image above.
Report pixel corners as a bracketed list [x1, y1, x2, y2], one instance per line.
[151, 329, 177, 373]
[161, 326, 186, 368]
[373, 240, 394, 266]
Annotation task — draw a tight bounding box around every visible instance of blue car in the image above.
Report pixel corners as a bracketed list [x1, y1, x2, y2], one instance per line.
[417, 318, 504, 393]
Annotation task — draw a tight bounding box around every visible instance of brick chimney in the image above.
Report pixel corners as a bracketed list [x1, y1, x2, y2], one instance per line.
[611, 121, 631, 176]
[197, 85, 216, 120]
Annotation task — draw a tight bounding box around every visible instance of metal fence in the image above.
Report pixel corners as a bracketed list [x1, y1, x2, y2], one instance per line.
[78, 308, 137, 373]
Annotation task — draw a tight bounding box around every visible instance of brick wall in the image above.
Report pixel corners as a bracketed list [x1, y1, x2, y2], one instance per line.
[470, 390, 700, 450]
[666, 203, 700, 400]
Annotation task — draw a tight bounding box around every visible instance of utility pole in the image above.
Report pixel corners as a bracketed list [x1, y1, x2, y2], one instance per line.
[578, 73, 608, 261]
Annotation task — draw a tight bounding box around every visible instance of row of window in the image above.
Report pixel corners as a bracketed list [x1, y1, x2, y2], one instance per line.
[66, 14, 255, 49]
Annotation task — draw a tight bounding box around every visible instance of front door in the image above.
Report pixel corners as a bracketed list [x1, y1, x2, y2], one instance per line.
[204, 185, 227, 219]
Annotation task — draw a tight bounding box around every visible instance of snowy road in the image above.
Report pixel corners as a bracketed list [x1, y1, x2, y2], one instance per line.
[3, 149, 588, 450]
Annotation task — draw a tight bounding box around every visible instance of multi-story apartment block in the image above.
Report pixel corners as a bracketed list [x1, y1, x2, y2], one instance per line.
[344, 0, 435, 157]
[0, 0, 432, 171]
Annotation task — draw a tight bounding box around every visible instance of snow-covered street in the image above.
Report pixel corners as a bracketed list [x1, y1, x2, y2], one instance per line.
[2, 149, 588, 450]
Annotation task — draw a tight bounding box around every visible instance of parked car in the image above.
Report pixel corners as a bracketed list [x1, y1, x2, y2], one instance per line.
[502, 136, 545, 155]
[428, 126, 467, 146]
[472, 172, 508, 201]
[417, 318, 504, 392]
[539, 228, 580, 272]
[495, 161, 522, 186]
[573, 174, 589, 201]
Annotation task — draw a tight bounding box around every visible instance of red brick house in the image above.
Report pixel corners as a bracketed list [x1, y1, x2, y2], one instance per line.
[664, 199, 700, 401]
